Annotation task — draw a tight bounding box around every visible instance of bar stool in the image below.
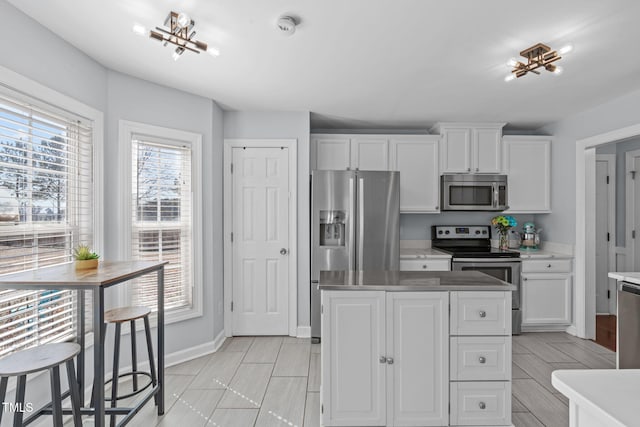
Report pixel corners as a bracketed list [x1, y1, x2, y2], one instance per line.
[0, 342, 82, 427]
[97, 306, 157, 426]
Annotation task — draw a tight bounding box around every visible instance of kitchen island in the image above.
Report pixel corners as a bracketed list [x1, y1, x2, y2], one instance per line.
[319, 270, 515, 427]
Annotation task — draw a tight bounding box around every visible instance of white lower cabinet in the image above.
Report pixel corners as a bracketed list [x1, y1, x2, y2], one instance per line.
[399, 259, 450, 271]
[321, 291, 448, 426]
[321, 290, 512, 426]
[522, 274, 572, 325]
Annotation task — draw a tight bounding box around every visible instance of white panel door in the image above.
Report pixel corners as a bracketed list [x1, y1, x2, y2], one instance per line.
[595, 158, 612, 314]
[522, 274, 572, 325]
[322, 291, 386, 426]
[390, 137, 440, 212]
[232, 147, 289, 335]
[351, 137, 389, 170]
[314, 136, 350, 170]
[441, 128, 471, 173]
[503, 137, 551, 213]
[474, 128, 502, 173]
[386, 292, 448, 426]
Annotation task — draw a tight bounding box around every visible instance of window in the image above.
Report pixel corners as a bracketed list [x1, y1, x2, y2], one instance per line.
[121, 121, 202, 320]
[0, 88, 95, 357]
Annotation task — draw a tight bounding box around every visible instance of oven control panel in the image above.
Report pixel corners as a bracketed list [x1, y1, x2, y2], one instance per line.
[433, 226, 490, 239]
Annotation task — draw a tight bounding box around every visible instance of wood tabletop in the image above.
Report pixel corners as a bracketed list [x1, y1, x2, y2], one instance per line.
[0, 260, 168, 289]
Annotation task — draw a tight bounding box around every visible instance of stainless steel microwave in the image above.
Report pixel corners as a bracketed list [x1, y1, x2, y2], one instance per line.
[441, 174, 508, 211]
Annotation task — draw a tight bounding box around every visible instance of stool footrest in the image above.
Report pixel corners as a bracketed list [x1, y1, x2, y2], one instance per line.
[104, 371, 153, 401]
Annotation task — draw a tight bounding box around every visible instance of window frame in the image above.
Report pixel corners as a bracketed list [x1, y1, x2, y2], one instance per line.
[0, 64, 104, 351]
[118, 120, 203, 324]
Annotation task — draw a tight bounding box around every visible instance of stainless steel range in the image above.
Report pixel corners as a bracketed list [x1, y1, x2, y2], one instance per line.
[432, 225, 522, 335]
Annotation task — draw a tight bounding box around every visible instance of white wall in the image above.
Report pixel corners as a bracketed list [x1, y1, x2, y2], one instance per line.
[224, 111, 312, 328]
[536, 87, 640, 245]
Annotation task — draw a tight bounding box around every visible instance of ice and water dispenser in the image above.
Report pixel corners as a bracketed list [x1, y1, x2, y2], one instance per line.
[319, 210, 346, 246]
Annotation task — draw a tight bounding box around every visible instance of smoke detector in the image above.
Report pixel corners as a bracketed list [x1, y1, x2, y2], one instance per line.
[277, 16, 297, 35]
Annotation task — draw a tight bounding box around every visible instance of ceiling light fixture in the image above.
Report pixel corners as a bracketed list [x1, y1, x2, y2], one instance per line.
[138, 11, 220, 60]
[505, 43, 572, 81]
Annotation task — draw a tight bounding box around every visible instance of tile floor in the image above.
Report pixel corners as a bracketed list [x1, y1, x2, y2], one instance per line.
[108, 332, 615, 427]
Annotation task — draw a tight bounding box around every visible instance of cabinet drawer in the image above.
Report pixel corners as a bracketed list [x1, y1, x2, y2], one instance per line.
[522, 259, 572, 273]
[399, 259, 450, 271]
[450, 382, 511, 426]
[450, 336, 511, 381]
[450, 292, 511, 336]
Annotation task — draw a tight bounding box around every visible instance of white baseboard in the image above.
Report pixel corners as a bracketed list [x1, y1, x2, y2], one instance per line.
[521, 324, 574, 333]
[166, 329, 226, 367]
[296, 326, 311, 338]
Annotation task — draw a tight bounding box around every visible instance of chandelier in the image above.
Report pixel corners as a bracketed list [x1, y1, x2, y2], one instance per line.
[133, 11, 220, 61]
[505, 43, 572, 82]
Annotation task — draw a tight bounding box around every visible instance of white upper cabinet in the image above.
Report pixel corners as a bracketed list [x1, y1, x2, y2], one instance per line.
[389, 136, 440, 213]
[432, 123, 505, 174]
[502, 136, 551, 213]
[312, 134, 388, 171]
[350, 136, 389, 170]
[313, 135, 351, 170]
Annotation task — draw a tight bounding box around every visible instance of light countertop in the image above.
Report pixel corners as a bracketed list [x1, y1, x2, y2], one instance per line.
[318, 270, 516, 291]
[552, 369, 640, 427]
[608, 272, 640, 285]
[399, 248, 451, 259]
[515, 249, 573, 259]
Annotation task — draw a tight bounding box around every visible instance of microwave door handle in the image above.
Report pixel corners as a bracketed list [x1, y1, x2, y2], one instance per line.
[492, 183, 498, 208]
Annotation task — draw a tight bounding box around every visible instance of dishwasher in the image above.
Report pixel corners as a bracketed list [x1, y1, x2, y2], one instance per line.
[617, 281, 640, 368]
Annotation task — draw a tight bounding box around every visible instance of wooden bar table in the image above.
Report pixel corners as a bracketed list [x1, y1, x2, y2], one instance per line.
[0, 261, 167, 427]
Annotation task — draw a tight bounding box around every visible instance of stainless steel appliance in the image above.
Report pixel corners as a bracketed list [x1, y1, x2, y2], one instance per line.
[617, 281, 640, 368]
[441, 174, 508, 211]
[311, 170, 400, 341]
[432, 225, 522, 334]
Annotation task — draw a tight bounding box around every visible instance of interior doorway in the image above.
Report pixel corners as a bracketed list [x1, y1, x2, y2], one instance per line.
[223, 139, 298, 337]
[594, 154, 616, 315]
[625, 149, 640, 271]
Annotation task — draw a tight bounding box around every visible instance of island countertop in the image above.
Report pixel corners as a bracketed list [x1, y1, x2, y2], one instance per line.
[319, 270, 516, 291]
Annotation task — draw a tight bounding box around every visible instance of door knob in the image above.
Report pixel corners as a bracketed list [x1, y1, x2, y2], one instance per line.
[280, 248, 288, 255]
[479, 310, 487, 318]
[479, 402, 486, 410]
[478, 356, 486, 364]
[379, 356, 387, 364]
[386, 357, 394, 365]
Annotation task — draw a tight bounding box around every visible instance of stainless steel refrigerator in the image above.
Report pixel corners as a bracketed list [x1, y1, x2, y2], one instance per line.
[310, 170, 400, 341]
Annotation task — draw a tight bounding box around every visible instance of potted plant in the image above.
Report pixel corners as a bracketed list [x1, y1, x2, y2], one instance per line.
[73, 244, 100, 270]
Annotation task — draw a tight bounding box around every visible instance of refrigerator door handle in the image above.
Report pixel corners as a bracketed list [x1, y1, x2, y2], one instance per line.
[358, 177, 365, 270]
[348, 176, 356, 271]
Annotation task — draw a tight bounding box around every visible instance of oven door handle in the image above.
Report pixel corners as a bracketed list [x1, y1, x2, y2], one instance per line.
[453, 258, 521, 263]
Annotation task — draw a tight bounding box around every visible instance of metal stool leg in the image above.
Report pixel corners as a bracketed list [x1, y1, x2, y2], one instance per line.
[65, 359, 82, 427]
[13, 375, 26, 427]
[0, 376, 7, 425]
[130, 319, 138, 392]
[143, 316, 158, 406]
[50, 366, 64, 427]
[110, 322, 121, 427]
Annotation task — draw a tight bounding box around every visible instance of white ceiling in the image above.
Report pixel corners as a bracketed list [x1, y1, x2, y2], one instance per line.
[9, 0, 640, 130]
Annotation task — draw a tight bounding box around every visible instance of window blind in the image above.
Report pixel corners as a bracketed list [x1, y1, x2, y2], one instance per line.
[129, 137, 192, 312]
[0, 90, 93, 357]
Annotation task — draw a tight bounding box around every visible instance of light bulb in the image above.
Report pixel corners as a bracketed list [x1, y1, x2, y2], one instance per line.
[504, 74, 516, 82]
[558, 45, 573, 55]
[176, 12, 190, 29]
[553, 66, 563, 75]
[507, 57, 519, 67]
[172, 48, 184, 61]
[207, 47, 220, 57]
[132, 24, 147, 36]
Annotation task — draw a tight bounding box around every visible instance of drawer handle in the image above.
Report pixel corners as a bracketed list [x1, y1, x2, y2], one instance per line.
[479, 402, 486, 410]
[523, 277, 528, 281]
[379, 356, 387, 364]
[422, 265, 427, 269]
[478, 356, 486, 364]
[547, 264, 552, 268]
[479, 310, 487, 318]
[386, 357, 394, 365]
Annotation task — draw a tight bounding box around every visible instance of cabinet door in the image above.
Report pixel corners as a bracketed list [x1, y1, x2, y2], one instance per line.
[314, 136, 350, 170]
[321, 291, 386, 426]
[503, 137, 551, 213]
[386, 292, 448, 426]
[390, 137, 440, 212]
[474, 128, 502, 173]
[440, 128, 471, 173]
[522, 274, 572, 325]
[351, 137, 389, 170]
